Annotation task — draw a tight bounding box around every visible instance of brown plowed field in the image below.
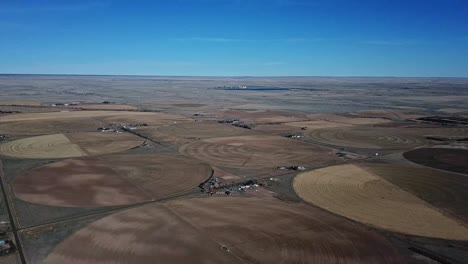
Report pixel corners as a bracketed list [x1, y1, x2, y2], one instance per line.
[13, 154, 212, 207]
[404, 148, 468, 174]
[363, 163, 468, 222]
[293, 164, 468, 240]
[0, 132, 143, 159]
[44, 197, 405, 264]
[179, 135, 339, 169]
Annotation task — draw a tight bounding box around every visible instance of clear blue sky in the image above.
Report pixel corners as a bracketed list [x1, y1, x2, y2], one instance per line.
[1, 0, 467, 76]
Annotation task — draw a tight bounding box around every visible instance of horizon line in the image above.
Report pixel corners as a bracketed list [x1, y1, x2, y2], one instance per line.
[1, 73, 467, 79]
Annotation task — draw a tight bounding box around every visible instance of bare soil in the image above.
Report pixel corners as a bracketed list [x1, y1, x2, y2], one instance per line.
[13, 154, 212, 207]
[44, 197, 406, 264]
[293, 164, 468, 240]
[179, 135, 340, 169]
[403, 147, 468, 175]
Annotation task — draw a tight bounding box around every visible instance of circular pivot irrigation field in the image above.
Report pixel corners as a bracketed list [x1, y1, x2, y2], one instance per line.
[0, 117, 106, 135]
[44, 197, 405, 264]
[0, 132, 144, 159]
[179, 135, 339, 169]
[305, 127, 427, 149]
[153, 122, 258, 139]
[293, 163, 468, 240]
[404, 147, 468, 174]
[13, 154, 212, 207]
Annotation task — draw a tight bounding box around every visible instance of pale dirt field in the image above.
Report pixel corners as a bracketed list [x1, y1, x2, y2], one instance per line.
[305, 127, 427, 149]
[136, 122, 259, 146]
[179, 135, 339, 169]
[0, 132, 144, 159]
[44, 197, 405, 264]
[364, 163, 468, 222]
[349, 109, 425, 120]
[293, 164, 468, 240]
[66, 132, 143, 156]
[13, 154, 212, 207]
[212, 110, 310, 124]
[0, 134, 86, 159]
[284, 114, 390, 129]
[0, 111, 190, 125]
[0, 117, 106, 135]
[306, 126, 468, 149]
[285, 120, 353, 129]
[70, 104, 138, 110]
[0, 101, 43, 106]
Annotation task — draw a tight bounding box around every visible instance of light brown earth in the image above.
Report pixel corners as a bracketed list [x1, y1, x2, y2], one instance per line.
[363, 163, 468, 222]
[306, 126, 468, 149]
[252, 123, 303, 134]
[305, 127, 428, 149]
[0, 132, 143, 159]
[0, 101, 42, 106]
[139, 122, 258, 142]
[0, 117, 106, 135]
[13, 154, 212, 207]
[44, 197, 405, 264]
[348, 109, 425, 120]
[214, 110, 310, 124]
[0, 111, 190, 126]
[179, 135, 339, 169]
[285, 120, 352, 129]
[293, 164, 468, 240]
[284, 114, 390, 130]
[70, 104, 138, 110]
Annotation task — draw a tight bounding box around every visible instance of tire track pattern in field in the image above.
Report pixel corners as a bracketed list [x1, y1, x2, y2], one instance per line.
[44, 197, 405, 264]
[293, 164, 468, 240]
[306, 128, 425, 149]
[179, 135, 338, 169]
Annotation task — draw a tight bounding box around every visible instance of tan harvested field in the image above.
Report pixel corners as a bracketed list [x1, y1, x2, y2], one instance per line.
[0, 110, 190, 126]
[252, 123, 303, 134]
[285, 120, 352, 129]
[0, 117, 105, 135]
[100, 112, 192, 126]
[305, 126, 434, 149]
[293, 164, 468, 240]
[214, 110, 310, 124]
[145, 122, 257, 139]
[0, 101, 42, 106]
[179, 135, 339, 169]
[348, 109, 425, 120]
[0, 134, 86, 159]
[285, 114, 390, 129]
[13, 154, 212, 207]
[44, 197, 405, 264]
[363, 163, 468, 222]
[0, 111, 126, 122]
[70, 104, 138, 110]
[66, 132, 143, 156]
[0, 132, 143, 159]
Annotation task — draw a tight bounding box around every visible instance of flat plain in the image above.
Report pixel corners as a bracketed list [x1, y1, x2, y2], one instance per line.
[1, 75, 468, 264]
